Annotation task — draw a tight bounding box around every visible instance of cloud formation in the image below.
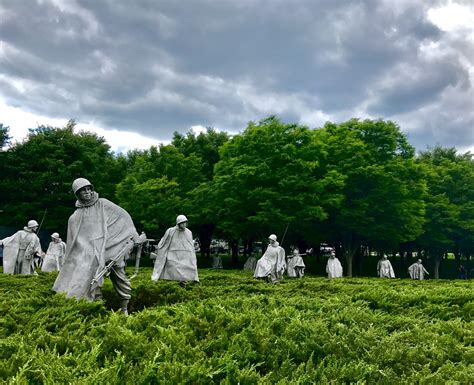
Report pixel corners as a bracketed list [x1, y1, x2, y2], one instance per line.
[0, 0, 472, 152]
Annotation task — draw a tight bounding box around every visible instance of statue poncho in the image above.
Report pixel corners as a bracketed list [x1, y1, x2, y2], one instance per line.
[287, 252, 305, 278]
[151, 226, 199, 282]
[254, 242, 286, 283]
[408, 262, 429, 280]
[1, 228, 42, 274]
[42, 239, 67, 272]
[377, 258, 395, 278]
[53, 193, 139, 300]
[326, 257, 343, 278]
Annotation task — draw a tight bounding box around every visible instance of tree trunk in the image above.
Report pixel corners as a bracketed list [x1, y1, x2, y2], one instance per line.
[229, 238, 239, 266]
[198, 224, 214, 258]
[433, 253, 442, 279]
[342, 234, 359, 277]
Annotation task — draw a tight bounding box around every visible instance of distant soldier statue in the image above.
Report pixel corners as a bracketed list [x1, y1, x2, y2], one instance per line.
[377, 254, 396, 278]
[254, 234, 286, 283]
[326, 249, 343, 278]
[53, 178, 144, 316]
[212, 252, 223, 269]
[41, 232, 67, 272]
[151, 215, 199, 282]
[286, 248, 305, 278]
[0, 220, 43, 274]
[408, 259, 429, 280]
[243, 253, 258, 272]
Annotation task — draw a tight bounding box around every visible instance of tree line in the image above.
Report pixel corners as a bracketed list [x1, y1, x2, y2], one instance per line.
[0, 117, 472, 278]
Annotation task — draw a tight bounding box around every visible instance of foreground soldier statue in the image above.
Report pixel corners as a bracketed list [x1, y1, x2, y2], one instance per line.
[254, 234, 286, 283]
[286, 248, 305, 278]
[41, 233, 66, 272]
[151, 215, 199, 282]
[0, 220, 43, 274]
[408, 259, 429, 280]
[53, 178, 143, 316]
[326, 249, 343, 278]
[377, 254, 396, 278]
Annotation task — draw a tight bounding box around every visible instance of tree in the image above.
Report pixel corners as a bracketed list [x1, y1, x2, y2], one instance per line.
[0, 123, 11, 149]
[0, 120, 125, 235]
[416, 147, 474, 278]
[116, 144, 204, 238]
[171, 128, 230, 256]
[321, 119, 426, 276]
[211, 116, 342, 262]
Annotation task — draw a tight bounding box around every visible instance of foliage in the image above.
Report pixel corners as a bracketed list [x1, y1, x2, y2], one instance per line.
[320, 119, 427, 276]
[211, 116, 343, 244]
[116, 128, 229, 242]
[0, 123, 11, 149]
[0, 120, 125, 234]
[1, 270, 473, 384]
[415, 147, 474, 277]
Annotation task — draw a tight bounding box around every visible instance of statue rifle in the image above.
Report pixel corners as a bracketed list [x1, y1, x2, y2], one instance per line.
[90, 239, 135, 289]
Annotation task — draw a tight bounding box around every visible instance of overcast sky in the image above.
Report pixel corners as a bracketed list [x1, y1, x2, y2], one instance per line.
[1, 0, 473, 153]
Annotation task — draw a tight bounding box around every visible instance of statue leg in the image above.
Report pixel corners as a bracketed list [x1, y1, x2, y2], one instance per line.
[110, 265, 132, 316]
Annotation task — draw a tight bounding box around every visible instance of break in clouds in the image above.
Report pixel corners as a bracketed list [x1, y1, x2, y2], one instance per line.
[0, 0, 472, 151]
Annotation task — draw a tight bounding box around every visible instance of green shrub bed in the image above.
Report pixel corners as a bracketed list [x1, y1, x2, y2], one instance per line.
[1, 270, 473, 384]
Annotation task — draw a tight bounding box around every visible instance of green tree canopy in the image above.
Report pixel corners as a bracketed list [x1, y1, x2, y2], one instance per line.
[0, 120, 124, 234]
[415, 147, 474, 277]
[211, 116, 343, 247]
[320, 119, 426, 276]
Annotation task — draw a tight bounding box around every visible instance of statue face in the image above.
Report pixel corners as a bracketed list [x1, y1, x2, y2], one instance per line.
[77, 185, 93, 201]
[178, 221, 187, 230]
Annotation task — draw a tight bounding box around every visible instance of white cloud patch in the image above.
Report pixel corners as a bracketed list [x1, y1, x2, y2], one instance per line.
[0, 98, 163, 152]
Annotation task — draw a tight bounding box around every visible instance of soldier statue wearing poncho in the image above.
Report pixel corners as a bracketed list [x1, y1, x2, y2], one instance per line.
[286, 247, 305, 278]
[151, 215, 199, 282]
[377, 254, 396, 278]
[408, 259, 429, 280]
[254, 234, 286, 283]
[53, 178, 143, 315]
[41, 232, 66, 272]
[326, 249, 343, 278]
[0, 220, 43, 274]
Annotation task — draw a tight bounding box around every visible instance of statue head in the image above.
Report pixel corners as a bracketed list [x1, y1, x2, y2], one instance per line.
[27, 220, 39, 232]
[72, 178, 94, 202]
[176, 214, 188, 230]
[268, 234, 277, 244]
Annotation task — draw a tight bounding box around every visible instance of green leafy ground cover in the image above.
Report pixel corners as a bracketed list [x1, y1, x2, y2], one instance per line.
[1, 269, 473, 384]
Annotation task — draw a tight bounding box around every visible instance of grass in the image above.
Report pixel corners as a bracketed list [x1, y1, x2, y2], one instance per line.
[0, 268, 473, 384]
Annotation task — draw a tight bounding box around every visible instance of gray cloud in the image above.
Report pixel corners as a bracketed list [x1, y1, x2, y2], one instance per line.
[0, 0, 472, 150]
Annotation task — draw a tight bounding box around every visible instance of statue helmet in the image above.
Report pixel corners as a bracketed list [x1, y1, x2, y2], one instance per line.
[27, 220, 39, 228]
[268, 234, 277, 241]
[51, 232, 60, 239]
[176, 215, 188, 225]
[72, 178, 94, 194]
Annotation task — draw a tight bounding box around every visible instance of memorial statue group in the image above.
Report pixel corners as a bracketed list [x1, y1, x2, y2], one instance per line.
[0, 178, 429, 315]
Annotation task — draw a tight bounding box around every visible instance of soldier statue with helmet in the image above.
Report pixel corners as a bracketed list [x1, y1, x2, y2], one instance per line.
[53, 178, 145, 316]
[0, 220, 43, 274]
[151, 215, 199, 282]
[41, 232, 67, 272]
